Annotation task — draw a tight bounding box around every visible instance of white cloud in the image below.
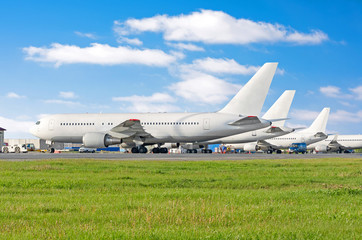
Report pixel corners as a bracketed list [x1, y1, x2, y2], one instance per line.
[183, 58, 259, 75]
[120, 103, 181, 113]
[44, 99, 84, 107]
[23, 43, 178, 67]
[6, 92, 26, 99]
[349, 85, 362, 100]
[329, 110, 362, 123]
[113, 92, 176, 103]
[290, 109, 320, 121]
[74, 31, 96, 39]
[320, 85, 362, 100]
[0, 116, 34, 138]
[291, 109, 362, 124]
[117, 36, 143, 46]
[115, 9, 328, 45]
[113, 93, 180, 113]
[169, 71, 241, 104]
[166, 42, 205, 51]
[59, 91, 77, 99]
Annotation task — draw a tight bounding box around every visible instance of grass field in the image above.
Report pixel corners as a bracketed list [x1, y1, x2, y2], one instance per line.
[0, 158, 361, 239]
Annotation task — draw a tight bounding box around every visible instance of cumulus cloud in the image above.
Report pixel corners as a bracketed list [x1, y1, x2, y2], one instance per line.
[74, 31, 97, 39]
[349, 85, 362, 100]
[0, 116, 34, 138]
[166, 42, 205, 51]
[59, 91, 77, 99]
[6, 92, 26, 99]
[329, 110, 362, 123]
[23, 43, 178, 67]
[113, 93, 180, 113]
[169, 71, 241, 104]
[43, 99, 84, 107]
[183, 58, 260, 75]
[320, 85, 362, 100]
[113, 92, 176, 103]
[115, 9, 328, 45]
[291, 109, 362, 124]
[290, 109, 320, 121]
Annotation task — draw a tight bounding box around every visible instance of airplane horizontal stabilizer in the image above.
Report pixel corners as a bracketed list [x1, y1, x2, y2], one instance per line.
[228, 116, 261, 126]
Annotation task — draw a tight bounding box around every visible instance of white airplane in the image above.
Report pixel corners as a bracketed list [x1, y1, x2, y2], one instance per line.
[308, 134, 362, 153]
[231, 107, 330, 154]
[30, 62, 278, 153]
[203, 90, 296, 145]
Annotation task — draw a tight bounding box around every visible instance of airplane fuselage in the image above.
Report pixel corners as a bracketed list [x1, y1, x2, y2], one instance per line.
[30, 112, 271, 144]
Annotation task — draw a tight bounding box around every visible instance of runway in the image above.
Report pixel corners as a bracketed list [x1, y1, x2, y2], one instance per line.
[0, 152, 361, 161]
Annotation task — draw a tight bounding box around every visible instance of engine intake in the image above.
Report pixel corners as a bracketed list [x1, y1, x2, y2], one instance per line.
[83, 133, 122, 148]
[243, 143, 260, 152]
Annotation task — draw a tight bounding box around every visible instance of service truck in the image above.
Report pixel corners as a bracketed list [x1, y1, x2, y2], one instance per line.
[2, 144, 28, 153]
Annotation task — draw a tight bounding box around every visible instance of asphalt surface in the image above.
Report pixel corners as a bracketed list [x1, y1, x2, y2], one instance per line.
[0, 152, 361, 161]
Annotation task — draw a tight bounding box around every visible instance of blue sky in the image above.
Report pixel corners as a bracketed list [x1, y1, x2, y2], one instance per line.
[0, 0, 361, 138]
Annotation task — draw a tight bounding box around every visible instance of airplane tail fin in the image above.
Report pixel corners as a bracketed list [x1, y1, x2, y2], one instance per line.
[303, 107, 330, 133]
[218, 62, 278, 115]
[262, 90, 295, 127]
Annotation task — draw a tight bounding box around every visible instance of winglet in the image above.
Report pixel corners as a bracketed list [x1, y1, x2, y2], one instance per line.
[218, 62, 278, 115]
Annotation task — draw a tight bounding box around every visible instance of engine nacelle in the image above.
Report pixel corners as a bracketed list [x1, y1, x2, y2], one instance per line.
[83, 133, 122, 148]
[161, 143, 180, 149]
[243, 143, 260, 152]
[120, 142, 136, 148]
[315, 145, 329, 152]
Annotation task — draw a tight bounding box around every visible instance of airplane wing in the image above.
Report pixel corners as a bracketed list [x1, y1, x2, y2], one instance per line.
[327, 134, 343, 149]
[264, 126, 284, 133]
[107, 119, 153, 139]
[228, 116, 261, 126]
[256, 139, 278, 149]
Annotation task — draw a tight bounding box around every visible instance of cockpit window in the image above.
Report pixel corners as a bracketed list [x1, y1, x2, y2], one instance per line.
[36, 121, 41, 125]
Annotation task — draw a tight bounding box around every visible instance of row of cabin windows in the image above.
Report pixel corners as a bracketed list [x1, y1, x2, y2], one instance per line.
[60, 123, 95, 126]
[141, 122, 200, 126]
[60, 122, 199, 126]
[272, 137, 297, 140]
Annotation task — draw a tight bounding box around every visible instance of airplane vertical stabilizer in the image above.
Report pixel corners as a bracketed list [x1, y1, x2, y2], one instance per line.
[303, 107, 330, 133]
[218, 62, 278, 116]
[262, 90, 296, 127]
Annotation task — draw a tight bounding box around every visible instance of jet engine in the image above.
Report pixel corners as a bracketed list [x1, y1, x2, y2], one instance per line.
[315, 145, 329, 152]
[83, 133, 122, 148]
[244, 143, 260, 152]
[161, 143, 180, 149]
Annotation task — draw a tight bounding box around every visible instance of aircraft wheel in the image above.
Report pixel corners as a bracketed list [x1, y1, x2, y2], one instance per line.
[160, 147, 168, 154]
[276, 150, 282, 154]
[192, 149, 197, 153]
[3, 147, 9, 153]
[139, 146, 147, 154]
[131, 147, 139, 153]
[207, 149, 212, 153]
[267, 150, 273, 154]
[186, 149, 192, 154]
[15, 147, 20, 153]
[152, 148, 160, 154]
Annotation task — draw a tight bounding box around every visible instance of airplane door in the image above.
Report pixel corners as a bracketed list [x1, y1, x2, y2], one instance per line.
[203, 118, 210, 130]
[48, 119, 55, 131]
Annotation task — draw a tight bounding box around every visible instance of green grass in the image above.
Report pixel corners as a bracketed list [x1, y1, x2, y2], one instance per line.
[0, 158, 361, 239]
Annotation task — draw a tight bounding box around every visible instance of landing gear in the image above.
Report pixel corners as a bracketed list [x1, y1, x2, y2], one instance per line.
[201, 149, 212, 153]
[151, 147, 168, 154]
[267, 150, 273, 154]
[276, 150, 282, 154]
[131, 147, 139, 153]
[131, 146, 148, 154]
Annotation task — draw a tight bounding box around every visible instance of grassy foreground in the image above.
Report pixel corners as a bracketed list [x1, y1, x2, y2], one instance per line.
[0, 158, 361, 239]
